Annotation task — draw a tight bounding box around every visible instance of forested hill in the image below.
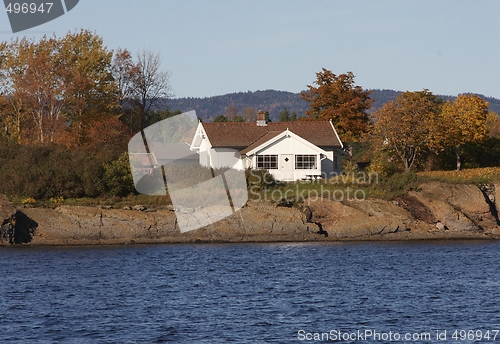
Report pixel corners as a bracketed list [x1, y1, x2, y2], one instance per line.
[161, 90, 308, 122]
[161, 89, 500, 122]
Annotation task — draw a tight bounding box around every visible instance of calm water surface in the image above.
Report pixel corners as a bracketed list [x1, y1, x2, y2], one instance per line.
[1, 241, 500, 343]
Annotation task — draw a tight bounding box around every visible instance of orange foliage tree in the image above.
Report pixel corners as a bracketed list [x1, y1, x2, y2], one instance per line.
[301, 69, 373, 143]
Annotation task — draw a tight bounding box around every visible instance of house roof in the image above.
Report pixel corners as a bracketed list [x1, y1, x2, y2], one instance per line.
[201, 121, 342, 149]
[238, 131, 282, 155]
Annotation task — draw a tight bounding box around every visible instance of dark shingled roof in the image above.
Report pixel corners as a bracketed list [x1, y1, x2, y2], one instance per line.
[202, 121, 341, 149]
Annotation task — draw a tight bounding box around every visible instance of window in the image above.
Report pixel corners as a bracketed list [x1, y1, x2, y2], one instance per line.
[334, 156, 339, 170]
[295, 155, 317, 169]
[257, 155, 278, 169]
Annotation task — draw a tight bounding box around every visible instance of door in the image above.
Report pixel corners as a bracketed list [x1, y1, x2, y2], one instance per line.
[281, 154, 294, 181]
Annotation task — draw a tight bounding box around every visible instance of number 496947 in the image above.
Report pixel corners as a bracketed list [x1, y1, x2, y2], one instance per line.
[5, 3, 53, 14]
[452, 330, 499, 341]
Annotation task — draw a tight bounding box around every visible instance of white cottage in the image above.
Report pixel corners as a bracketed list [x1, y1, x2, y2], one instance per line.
[190, 111, 345, 181]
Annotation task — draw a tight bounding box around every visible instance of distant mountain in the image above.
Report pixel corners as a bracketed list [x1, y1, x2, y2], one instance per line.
[158, 89, 500, 122]
[158, 90, 309, 122]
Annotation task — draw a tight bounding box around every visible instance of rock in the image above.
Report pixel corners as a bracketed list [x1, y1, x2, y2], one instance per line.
[301, 206, 313, 222]
[4, 180, 500, 246]
[412, 182, 497, 232]
[276, 198, 293, 208]
[98, 205, 112, 210]
[435, 221, 448, 231]
[495, 183, 500, 214]
[307, 198, 428, 240]
[122, 206, 132, 210]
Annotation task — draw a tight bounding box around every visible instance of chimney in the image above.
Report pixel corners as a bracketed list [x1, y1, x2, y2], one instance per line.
[256, 110, 267, 126]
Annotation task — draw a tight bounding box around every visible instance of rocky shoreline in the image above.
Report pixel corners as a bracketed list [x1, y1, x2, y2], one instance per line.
[1, 182, 500, 246]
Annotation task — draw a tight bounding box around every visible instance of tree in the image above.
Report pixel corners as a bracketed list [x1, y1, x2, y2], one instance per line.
[242, 107, 256, 122]
[0, 96, 25, 144]
[6, 36, 66, 144]
[213, 115, 228, 122]
[373, 90, 442, 173]
[112, 48, 137, 131]
[486, 111, 500, 137]
[440, 94, 489, 171]
[225, 104, 238, 122]
[58, 30, 119, 141]
[130, 49, 174, 131]
[301, 68, 373, 142]
[1, 31, 119, 145]
[278, 107, 290, 122]
[145, 109, 181, 127]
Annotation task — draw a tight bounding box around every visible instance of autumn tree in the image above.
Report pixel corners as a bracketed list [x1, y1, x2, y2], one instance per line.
[0, 96, 25, 144]
[439, 94, 489, 171]
[131, 49, 174, 131]
[5, 36, 66, 144]
[1, 31, 119, 145]
[58, 30, 119, 138]
[301, 68, 373, 142]
[486, 111, 500, 137]
[373, 90, 443, 173]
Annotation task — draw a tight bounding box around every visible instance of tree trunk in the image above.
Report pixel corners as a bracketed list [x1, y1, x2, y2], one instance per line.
[455, 145, 461, 171]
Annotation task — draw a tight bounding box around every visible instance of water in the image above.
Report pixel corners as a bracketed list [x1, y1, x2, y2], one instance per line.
[1, 241, 500, 343]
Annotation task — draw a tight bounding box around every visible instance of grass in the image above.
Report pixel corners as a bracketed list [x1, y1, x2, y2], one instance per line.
[418, 167, 500, 184]
[12, 194, 172, 209]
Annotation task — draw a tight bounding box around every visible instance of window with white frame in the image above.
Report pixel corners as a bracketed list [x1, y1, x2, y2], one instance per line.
[257, 155, 278, 169]
[295, 155, 317, 169]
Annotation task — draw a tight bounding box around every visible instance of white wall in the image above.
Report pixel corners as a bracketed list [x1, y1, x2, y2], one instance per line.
[250, 135, 326, 181]
[210, 148, 244, 169]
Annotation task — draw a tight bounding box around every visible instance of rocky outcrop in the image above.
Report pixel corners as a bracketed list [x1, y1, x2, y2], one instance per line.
[0, 195, 37, 244]
[307, 182, 500, 240]
[14, 201, 321, 246]
[1, 182, 500, 246]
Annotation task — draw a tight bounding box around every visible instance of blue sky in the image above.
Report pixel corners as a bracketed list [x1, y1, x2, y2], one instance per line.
[1, 0, 499, 99]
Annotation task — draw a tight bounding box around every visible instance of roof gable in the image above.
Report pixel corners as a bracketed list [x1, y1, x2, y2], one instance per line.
[240, 129, 327, 156]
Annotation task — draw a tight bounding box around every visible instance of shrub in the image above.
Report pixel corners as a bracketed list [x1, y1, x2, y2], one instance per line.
[245, 168, 277, 191]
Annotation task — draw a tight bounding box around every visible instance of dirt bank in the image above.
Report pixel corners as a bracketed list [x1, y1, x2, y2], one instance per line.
[1, 182, 499, 246]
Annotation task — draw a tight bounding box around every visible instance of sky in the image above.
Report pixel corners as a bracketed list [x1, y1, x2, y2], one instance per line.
[1, 0, 500, 99]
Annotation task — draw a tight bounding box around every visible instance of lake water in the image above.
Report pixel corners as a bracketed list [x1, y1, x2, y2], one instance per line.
[1, 241, 500, 343]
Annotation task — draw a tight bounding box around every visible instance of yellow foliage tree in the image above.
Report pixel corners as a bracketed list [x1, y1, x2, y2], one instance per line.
[440, 94, 489, 171]
[373, 90, 442, 173]
[486, 111, 500, 137]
